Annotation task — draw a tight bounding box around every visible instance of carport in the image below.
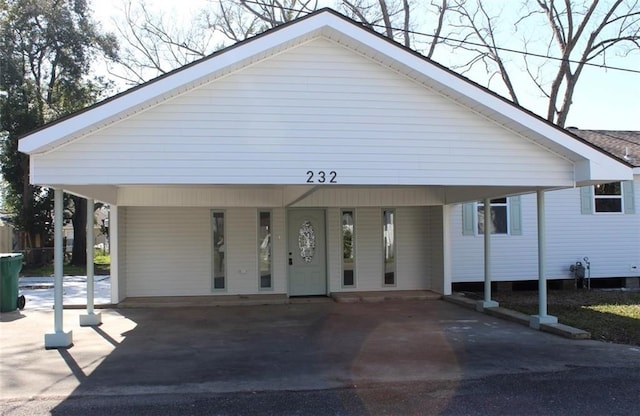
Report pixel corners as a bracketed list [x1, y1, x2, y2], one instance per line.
[17, 9, 633, 349]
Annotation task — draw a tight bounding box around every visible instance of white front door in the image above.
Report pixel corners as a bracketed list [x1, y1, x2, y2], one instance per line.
[288, 209, 327, 296]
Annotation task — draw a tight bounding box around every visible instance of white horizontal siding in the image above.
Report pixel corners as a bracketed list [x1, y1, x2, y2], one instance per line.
[125, 207, 212, 297]
[326, 208, 342, 292]
[451, 179, 640, 282]
[545, 182, 640, 279]
[353, 208, 383, 290]
[33, 37, 573, 187]
[124, 207, 290, 297]
[293, 187, 444, 207]
[225, 209, 260, 294]
[271, 208, 287, 293]
[451, 194, 538, 282]
[118, 187, 284, 207]
[395, 207, 431, 290]
[426, 206, 445, 293]
[115, 186, 446, 207]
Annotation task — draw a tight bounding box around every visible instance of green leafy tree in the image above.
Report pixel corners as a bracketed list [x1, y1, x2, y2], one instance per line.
[0, 0, 117, 265]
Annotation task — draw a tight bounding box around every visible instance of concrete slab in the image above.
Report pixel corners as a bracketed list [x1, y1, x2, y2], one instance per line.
[541, 323, 591, 339]
[332, 290, 441, 303]
[1, 300, 638, 410]
[443, 294, 590, 340]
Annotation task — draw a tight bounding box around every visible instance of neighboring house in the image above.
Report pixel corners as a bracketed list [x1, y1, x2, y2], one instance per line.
[450, 130, 640, 289]
[17, 8, 631, 323]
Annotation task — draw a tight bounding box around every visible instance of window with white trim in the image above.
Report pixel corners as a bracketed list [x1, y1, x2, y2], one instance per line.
[462, 196, 522, 236]
[258, 211, 272, 289]
[594, 182, 622, 213]
[477, 198, 508, 234]
[212, 211, 226, 291]
[341, 210, 355, 288]
[580, 181, 635, 215]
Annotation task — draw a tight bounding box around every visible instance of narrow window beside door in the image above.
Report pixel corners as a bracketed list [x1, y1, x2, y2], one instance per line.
[342, 210, 355, 287]
[259, 211, 272, 289]
[212, 211, 225, 290]
[383, 209, 395, 286]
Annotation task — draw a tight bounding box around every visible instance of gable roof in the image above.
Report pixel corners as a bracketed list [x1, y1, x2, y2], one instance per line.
[18, 8, 631, 185]
[570, 129, 640, 168]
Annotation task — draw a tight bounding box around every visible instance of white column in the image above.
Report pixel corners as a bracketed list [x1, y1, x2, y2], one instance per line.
[441, 205, 453, 295]
[80, 198, 101, 326]
[109, 205, 120, 304]
[44, 188, 73, 349]
[478, 198, 498, 310]
[530, 190, 557, 329]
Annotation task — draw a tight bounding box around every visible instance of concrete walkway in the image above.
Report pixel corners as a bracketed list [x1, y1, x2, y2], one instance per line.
[1, 300, 639, 413]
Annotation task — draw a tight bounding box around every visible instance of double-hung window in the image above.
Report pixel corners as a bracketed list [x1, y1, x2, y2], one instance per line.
[594, 182, 622, 213]
[477, 198, 508, 234]
[462, 196, 522, 236]
[581, 181, 635, 214]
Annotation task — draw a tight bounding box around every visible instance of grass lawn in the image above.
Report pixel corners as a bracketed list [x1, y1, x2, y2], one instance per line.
[488, 290, 640, 346]
[20, 254, 111, 277]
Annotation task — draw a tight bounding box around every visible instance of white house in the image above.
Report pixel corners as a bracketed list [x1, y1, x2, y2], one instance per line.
[18, 9, 632, 348]
[450, 130, 640, 289]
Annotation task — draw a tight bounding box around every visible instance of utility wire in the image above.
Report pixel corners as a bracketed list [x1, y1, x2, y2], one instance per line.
[235, 0, 640, 75]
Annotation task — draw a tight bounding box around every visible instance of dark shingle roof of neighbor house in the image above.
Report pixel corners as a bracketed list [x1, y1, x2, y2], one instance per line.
[570, 129, 640, 168]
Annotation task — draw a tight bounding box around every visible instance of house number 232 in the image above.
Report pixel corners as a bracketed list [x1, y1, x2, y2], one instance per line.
[306, 170, 337, 183]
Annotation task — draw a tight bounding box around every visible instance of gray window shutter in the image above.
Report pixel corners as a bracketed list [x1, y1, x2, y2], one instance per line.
[508, 196, 522, 235]
[462, 203, 475, 236]
[580, 186, 593, 215]
[623, 180, 635, 214]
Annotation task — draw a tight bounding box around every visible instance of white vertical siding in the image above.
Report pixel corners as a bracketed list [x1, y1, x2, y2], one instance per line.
[33, 37, 573, 187]
[451, 178, 640, 282]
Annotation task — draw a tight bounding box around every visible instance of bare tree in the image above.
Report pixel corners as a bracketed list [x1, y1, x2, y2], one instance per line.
[340, 0, 414, 46]
[208, 0, 319, 44]
[447, 0, 520, 104]
[111, 0, 452, 85]
[108, 0, 217, 85]
[446, 0, 640, 126]
[526, 0, 640, 126]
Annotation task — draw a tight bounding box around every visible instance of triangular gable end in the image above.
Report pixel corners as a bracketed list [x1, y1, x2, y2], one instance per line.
[19, 8, 632, 186]
[30, 36, 578, 189]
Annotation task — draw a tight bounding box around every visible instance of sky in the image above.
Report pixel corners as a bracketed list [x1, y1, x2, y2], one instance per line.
[91, 0, 640, 131]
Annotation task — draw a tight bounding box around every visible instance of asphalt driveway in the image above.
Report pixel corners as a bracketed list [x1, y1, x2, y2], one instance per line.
[1, 300, 639, 415]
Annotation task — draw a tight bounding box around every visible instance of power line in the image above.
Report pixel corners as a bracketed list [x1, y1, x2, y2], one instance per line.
[376, 23, 640, 75]
[235, 0, 640, 75]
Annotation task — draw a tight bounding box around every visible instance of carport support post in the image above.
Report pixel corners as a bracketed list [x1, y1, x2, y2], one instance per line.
[477, 198, 499, 311]
[44, 188, 73, 349]
[80, 198, 101, 326]
[530, 190, 557, 329]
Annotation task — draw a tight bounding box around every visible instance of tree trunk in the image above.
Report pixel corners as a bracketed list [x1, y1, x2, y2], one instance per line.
[70, 196, 87, 266]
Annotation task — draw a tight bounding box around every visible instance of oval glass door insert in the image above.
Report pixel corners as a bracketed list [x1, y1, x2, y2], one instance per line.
[298, 220, 316, 263]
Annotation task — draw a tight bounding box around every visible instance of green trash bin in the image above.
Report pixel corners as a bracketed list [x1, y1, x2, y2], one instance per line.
[0, 253, 24, 312]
